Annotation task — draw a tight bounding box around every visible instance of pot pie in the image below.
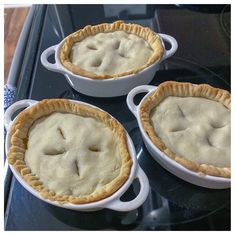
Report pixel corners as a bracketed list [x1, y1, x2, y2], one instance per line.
[140, 81, 231, 178]
[7, 99, 132, 204]
[60, 20, 164, 79]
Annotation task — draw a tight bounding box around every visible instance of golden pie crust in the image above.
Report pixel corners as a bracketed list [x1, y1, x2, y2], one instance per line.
[140, 81, 231, 178]
[7, 99, 132, 204]
[60, 20, 164, 79]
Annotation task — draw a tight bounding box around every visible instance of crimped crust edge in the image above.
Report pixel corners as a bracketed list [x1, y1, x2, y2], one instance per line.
[140, 81, 231, 178]
[7, 99, 133, 204]
[59, 20, 164, 79]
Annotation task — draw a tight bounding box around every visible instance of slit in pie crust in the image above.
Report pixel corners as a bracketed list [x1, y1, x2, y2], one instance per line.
[7, 99, 132, 204]
[140, 81, 230, 178]
[60, 20, 164, 79]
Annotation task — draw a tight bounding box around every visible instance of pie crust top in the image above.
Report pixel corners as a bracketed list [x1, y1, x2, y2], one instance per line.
[70, 31, 153, 75]
[140, 81, 231, 178]
[7, 99, 132, 204]
[60, 20, 164, 79]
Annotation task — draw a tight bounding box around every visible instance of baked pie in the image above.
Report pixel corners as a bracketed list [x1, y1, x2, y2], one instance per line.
[7, 99, 132, 204]
[140, 81, 230, 178]
[60, 20, 164, 79]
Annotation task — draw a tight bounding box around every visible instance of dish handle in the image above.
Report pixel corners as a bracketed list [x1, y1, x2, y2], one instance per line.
[126, 85, 156, 118]
[104, 167, 150, 211]
[159, 33, 178, 61]
[41, 45, 62, 73]
[4, 99, 37, 131]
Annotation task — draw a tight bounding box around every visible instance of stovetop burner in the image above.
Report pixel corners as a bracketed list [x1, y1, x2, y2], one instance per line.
[220, 5, 230, 38]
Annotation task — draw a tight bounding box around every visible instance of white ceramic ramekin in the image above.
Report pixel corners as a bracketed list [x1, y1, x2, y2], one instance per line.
[4, 99, 150, 211]
[126, 85, 231, 189]
[40, 34, 178, 97]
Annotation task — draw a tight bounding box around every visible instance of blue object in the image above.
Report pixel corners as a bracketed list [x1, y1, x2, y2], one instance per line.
[4, 84, 16, 137]
[4, 84, 16, 111]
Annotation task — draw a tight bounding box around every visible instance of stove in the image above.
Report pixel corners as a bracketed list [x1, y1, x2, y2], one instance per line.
[4, 4, 230, 230]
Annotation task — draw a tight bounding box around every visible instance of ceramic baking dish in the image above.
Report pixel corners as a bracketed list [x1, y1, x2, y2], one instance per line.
[5, 99, 150, 211]
[126, 85, 230, 189]
[40, 33, 178, 97]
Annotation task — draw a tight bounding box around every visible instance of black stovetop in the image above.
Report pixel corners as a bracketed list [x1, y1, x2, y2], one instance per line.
[4, 4, 230, 230]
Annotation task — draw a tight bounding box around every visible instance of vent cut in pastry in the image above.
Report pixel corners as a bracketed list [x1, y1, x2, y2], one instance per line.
[140, 81, 230, 178]
[7, 99, 132, 204]
[60, 20, 164, 79]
